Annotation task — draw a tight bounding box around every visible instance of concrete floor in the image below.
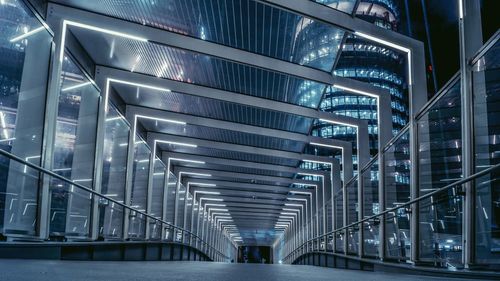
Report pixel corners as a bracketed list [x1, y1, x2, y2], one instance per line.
[0, 260, 487, 281]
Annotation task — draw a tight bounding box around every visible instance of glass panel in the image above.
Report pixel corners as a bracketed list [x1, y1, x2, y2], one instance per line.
[50, 55, 99, 238]
[473, 37, 500, 265]
[334, 190, 344, 253]
[0, 0, 51, 236]
[384, 128, 411, 260]
[149, 157, 165, 240]
[184, 193, 193, 233]
[417, 80, 462, 194]
[362, 160, 380, 257]
[150, 158, 165, 219]
[165, 172, 177, 225]
[419, 186, 463, 268]
[99, 104, 129, 239]
[176, 183, 186, 229]
[346, 177, 358, 255]
[128, 136, 151, 239]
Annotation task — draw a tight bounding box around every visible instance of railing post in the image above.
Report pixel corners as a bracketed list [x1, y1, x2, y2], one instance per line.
[459, 0, 483, 268]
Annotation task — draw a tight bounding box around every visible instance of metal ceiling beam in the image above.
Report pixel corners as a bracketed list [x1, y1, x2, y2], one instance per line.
[192, 187, 291, 200]
[128, 105, 352, 148]
[259, 0, 422, 49]
[153, 133, 334, 164]
[100, 66, 368, 131]
[49, 2, 388, 94]
[190, 182, 294, 194]
[177, 167, 320, 186]
[164, 152, 330, 177]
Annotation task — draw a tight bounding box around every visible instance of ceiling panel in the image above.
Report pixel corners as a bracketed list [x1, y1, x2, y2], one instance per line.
[111, 82, 314, 134]
[57, 0, 345, 72]
[140, 119, 306, 153]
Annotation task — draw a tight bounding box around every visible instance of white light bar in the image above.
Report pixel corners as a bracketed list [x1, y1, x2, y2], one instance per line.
[169, 158, 205, 164]
[208, 208, 229, 212]
[301, 159, 332, 166]
[204, 203, 226, 207]
[289, 191, 312, 195]
[309, 142, 343, 150]
[282, 208, 300, 212]
[297, 172, 323, 177]
[332, 84, 378, 99]
[136, 114, 184, 125]
[189, 182, 216, 187]
[196, 191, 220, 195]
[108, 78, 171, 93]
[181, 172, 211, 177]
[354, 32, 410, 53]
[201, 198, 224, 202]
[280, 212, 297, 216]
[61, 20, 147, 62]
[158, 140, 196, 148]
[61, 81, 92, 92]
[10, 26, 45, 42]
[318, 119, 358, 128]
[284, 203, 303, 207]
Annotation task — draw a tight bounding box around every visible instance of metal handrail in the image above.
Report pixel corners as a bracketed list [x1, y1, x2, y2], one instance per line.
[0, 148, 229, 259]
[282, 162, 500, 261]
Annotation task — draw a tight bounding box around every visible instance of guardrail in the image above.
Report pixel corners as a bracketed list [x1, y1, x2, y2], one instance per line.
[282, 162, 500, 264]
[0, 148, 230, 261]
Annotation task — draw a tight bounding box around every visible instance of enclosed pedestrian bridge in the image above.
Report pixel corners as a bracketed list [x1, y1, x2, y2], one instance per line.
[0, 0, 499, 280]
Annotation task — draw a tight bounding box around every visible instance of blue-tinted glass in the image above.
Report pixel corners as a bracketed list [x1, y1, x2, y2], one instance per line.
[61, 0, 344, 72]
[99, 104, 129, 239]
[0, 0, 51, 237]
[50, 54, 99, 237]
[473, 38, 500, 265]
[383, 128, 411, 260]
[128, 136, 150, 238]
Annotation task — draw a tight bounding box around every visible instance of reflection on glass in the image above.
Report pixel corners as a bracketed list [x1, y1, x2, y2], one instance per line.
[334, 190, 344, 252]
[473, 39, 500, 265]
[128, 136, 150, 238]
[0, 0, 51, 236]
[99, 104, 129, 239]
[419, 187, 463, 267]
[346, 178, 358, 255]
[362, 160, 380, 257]
[165, 172, 177, 225]
[417, 80, 462, 193]
[50, 54, 99, 238]
[384, 128, 410, 259]
[176, 183, 186, 229]
[150, 157, 166, 237]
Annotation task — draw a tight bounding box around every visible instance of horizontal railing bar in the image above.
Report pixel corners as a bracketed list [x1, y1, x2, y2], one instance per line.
[283, 162, 500, 259]
[0, 148, 228, 258]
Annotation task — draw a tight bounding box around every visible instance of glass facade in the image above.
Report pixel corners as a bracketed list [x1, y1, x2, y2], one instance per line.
[0, 0, 51, 236]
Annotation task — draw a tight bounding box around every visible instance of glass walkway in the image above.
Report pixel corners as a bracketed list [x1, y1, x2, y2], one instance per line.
[0, 0, 498, 279]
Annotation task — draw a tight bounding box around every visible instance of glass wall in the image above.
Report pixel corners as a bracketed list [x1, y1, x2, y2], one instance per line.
[150, 157, 165, 239]
[128, 136, 150, 239]
[165, 172, 177, 225]
[346, 178, 358, 254]
[384, 128, 411, 260]
[362, 159, 379, 257]
[0, 0, 51, 236]
[99, 104, 129, 239]
[473, 37, 500, 265]
[334, 189, 344, 252]
[417, 79, 463, 263]
[50, 54, 99, 238]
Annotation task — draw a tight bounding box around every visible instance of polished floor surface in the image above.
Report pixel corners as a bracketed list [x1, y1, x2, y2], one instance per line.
[0, 260, 487, 281]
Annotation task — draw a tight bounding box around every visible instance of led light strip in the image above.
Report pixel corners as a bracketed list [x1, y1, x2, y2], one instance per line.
[9, 26, 45, 42]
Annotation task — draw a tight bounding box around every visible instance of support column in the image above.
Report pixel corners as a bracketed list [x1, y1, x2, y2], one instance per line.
[459, 0, 483, 268]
